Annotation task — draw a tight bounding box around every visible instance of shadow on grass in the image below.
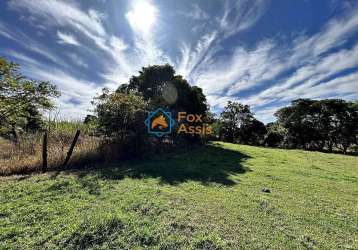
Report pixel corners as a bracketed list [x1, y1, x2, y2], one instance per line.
[73, 143, 251, 186]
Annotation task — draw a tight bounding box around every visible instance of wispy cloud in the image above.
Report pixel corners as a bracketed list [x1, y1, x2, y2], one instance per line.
[0, 21, 67, 67]
[2, 50, 99, 119]
[1, 0, 357, 123]
[26, 64, 101, 119]
[177, 0, 267, 82]
[9, 0, 106, 37]
[100, 0, 174, 89]
[195, 40, 283, 96]
[67, 53, 88, 68]
[57, 31, 80, 46]
[4, 0, 132, 111]
[8, 0, 112, 58]
[190, 7, 358, 122]
[219, 0, 267, 38]
[3, 0, 170, 117]
[178, 3, 209, 21]
[244, 43, 358, 107]
[177, 32, 218, 79]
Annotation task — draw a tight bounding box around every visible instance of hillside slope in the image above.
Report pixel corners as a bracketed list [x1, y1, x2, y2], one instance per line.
[1, 142, 357, 249]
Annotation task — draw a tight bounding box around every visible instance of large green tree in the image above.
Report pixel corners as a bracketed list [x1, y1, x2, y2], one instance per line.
[123, 64, 208, 116]
[219, 101, 254, 143]
[275, 99, 358, 153]
[92, 64, 211, 156]
[275, 99, 321, 149]
[237, 118, 267, 145]
[0, 57, 60, 139]
[115, 64, 209, 144]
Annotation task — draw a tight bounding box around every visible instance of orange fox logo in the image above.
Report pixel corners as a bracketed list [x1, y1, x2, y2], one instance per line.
[151, 115, 168, 129]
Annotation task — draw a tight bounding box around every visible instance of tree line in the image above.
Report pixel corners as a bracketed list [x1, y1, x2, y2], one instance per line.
[216, 99, 358, 154]
[1, 57, 357, 156]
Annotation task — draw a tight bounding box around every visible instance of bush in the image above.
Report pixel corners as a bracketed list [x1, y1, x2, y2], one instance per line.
[264, 131, 284, 147]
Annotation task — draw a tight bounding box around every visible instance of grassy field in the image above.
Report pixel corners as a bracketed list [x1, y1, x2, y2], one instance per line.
[0, 142, 357, 249]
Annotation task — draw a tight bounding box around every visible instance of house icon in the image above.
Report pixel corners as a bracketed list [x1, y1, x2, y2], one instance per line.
[144, 108, 175, 137]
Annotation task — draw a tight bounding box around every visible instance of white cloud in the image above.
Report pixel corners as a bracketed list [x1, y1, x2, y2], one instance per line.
[86, 0, 173, 92]
[219, 0, 267, 38]
[291, 10, 358, 59]
[1, 50, 100, 118]
[57, 31, 80, 46]
[25, 65, 101, 118]
[301, 72, 358, 99]
[68, 53, 88, 68]
[244, 43, 358, 107]
[194, 40, 284, 96]
[253, 106, 281, 124]
[3, 50, 39, 66]
[206, 95, 237, 109]
[7, 0, 138, 95]
[9, 0, 106, 37]
[176, 0, 267, 82]
[190, 7, 358, 123]
[177, 32, 218, 78]
[0, 22, 67, 67]
[8, 0, 113, 58]
[3, 0, 358, 123]
[5, 0, 268, 112]
[178, 4, 209, 21]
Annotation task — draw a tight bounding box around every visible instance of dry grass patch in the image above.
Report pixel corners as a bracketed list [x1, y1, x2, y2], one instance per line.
[0, 133, 102, 175]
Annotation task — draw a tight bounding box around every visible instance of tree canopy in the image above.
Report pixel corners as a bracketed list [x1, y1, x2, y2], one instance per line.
[215, 98, 357, 153]
[218, 101, 265, 145]
[122, 64, 208, 116]
[275, 98, 358, 153]
[93, 88, 147, 140]
[0, 57, 60, 138]
[92, 64, 210, 151]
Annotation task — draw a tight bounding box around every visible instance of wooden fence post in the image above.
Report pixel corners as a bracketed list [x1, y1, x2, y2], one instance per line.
[42, 131, 48, 172]
[62, 130, 81, 167]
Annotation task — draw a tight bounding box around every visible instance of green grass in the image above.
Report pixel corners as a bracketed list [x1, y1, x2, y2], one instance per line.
[1, 142, 357, 249]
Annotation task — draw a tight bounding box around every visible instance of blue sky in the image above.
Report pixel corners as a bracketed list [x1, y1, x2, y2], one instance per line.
[1, 0, 358, 122]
